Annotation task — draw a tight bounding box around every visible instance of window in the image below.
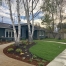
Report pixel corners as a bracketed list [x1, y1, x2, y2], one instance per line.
[5, 29, 14, 38]
[6, 31, 8, 37]
[41, 31, 44, 36]
[9, 31, 11, 37]
[0, 0, 2, 6]
[12, 32, 14, 37]
[39, 31, 41, 36]
[39, 31, 44, 36]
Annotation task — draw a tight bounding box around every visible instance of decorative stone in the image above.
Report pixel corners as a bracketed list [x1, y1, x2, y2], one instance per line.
[25, 52, 27, 53]
[25, 49, 27, 51]
[20, 52, 24, 55]
[27, 55, 29, 57]
[22, 57, 25, 60]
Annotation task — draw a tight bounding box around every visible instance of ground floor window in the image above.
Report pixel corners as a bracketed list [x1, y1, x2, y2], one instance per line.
[5, 29, 14, 38]
[6, 31, 8, 37]
[39, 31, 44, 36]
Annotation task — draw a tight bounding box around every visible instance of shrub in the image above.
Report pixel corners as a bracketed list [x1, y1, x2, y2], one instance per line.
[38, 62, 44, 66]
[42, 60, 46, 62]
[32, 55, 37, 59]
[7, 48, 14, 52]
[15, 48, 22, 53]
[22, 41, 26, 45]
[28, 58, 33, 62]
[35, 59, 40, 62]
[23, 46, 26, 49]
[10, 44, 14, 46]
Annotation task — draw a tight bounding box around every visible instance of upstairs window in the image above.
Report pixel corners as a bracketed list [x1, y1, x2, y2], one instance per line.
[0, 0, 2, 6]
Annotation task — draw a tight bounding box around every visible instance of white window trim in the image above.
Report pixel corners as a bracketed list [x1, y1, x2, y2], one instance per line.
[39, 31, 44, 36]
[5, 29, 14, 38]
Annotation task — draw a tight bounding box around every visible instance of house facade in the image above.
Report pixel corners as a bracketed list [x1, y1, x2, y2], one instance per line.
[0, 23, 45, 41]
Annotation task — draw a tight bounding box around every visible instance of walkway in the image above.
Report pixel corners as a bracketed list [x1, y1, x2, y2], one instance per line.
[0, 42, 34, 66]
[45, 41, 66, 44]
[47, 41, 66, 66]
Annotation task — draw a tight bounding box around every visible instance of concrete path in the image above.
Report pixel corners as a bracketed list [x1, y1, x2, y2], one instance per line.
[47, 41, 66, 66]
[0, 42, 34, 66]
[45, 41, 66, 44]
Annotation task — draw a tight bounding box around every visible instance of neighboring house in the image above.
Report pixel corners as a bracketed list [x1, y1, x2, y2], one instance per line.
[0, 23, 45, 41]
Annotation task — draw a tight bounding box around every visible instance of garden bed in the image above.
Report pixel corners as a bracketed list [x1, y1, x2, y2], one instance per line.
[3, 42, 49, 66]
[0, 41, 10, 45]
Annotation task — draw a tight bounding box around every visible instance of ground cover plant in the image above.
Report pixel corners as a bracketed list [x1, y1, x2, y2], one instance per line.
[3, 41, 49, 66]
[29, 40, 66, 61]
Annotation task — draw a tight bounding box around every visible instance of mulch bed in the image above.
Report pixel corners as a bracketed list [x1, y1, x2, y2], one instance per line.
[3, 43, 49, 66]
[0, 41, 10, 45]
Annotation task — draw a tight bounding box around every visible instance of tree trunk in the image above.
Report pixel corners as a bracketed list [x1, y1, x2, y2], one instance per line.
[26, 0, 33, 43]
[17, 0, 21, 44]
[8, 0, 21, 46]
[59, 6, 62, 39]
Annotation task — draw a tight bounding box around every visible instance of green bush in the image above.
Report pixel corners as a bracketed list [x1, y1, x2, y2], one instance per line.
[22, 41, 26, 44]
[28, 58, 33, 62]
[15, 48, 22, 53]
[42, 60, 46, 62]
[23, 46, 26, 49]
[35, 59, 40, 62]
[7, 48, 14, 52]
[38, 62, 44, 66]
[33, 55, 37, 59]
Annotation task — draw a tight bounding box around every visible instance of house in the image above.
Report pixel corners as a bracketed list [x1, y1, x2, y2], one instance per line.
[0, 23, 45, 41]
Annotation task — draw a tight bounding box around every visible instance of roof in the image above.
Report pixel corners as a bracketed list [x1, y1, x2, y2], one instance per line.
[0, 23, 45, 31]
[15, 23, 45, 30]
[34, 26, 45, 31]
[15, 23, 28, 26]
[0, 22, 12, 29]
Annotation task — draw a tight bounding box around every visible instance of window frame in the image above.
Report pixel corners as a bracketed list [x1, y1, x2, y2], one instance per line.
[39, 30, 44, 36]
[5, 29, 14, 38]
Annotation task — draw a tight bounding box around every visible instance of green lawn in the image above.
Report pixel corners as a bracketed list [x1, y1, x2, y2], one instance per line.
[43, 38, 66, 42]
[29, 40, 66, 61]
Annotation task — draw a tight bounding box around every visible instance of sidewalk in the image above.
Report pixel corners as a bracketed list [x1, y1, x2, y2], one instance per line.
[47, 41, 66, 66]
[45, 41, 66, 44]
[0, 42, 34, 66]
[47, 49, 66, 66]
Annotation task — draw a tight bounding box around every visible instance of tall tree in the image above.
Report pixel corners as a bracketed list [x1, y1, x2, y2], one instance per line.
[41, 0, 61, 38]
[22, 0, 40, 42]
[6, 0, 21, 46]
[58, 0, 63, 30]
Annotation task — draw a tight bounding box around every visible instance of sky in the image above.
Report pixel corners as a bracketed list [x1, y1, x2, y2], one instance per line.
[0, 0, 43, 25]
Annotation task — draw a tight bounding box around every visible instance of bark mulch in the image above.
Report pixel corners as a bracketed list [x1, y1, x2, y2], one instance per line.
[0, 41, 10, 45]
[3, 43, 49, 66]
